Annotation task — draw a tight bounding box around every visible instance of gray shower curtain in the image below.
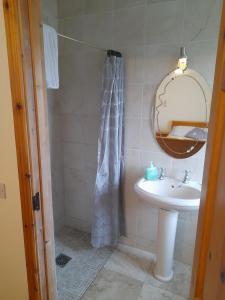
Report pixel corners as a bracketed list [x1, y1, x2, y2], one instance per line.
[91, 52, 124, 248]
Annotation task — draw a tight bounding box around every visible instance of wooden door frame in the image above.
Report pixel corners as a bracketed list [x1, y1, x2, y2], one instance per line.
[2, 0, 225, 299]
[190, 0, 225, 299]
[3, 0, 57, 299]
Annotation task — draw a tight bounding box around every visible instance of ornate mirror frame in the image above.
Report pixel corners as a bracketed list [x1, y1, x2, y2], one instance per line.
[153, 68, 211, 159]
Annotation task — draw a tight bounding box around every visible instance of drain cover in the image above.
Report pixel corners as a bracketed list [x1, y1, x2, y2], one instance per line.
[56, 253, 72, 268]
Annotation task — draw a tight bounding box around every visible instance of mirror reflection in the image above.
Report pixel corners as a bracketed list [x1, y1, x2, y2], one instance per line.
[153, 65, 211, 159]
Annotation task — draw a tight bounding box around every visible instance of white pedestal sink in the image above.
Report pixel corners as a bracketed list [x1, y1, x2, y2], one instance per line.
[134, 177, 201, 282]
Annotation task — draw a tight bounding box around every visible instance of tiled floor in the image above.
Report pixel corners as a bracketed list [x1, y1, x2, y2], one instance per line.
[55, 227, 191, 300]
[83, 244, 191, 300]
[55, 227, 113, 300]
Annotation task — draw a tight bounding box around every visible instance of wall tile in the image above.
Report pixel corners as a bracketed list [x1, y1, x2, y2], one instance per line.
[84, 167, 97, 197]
[142, 83, 157, 120]
[62, 15, 83, 39]
[122, 46, 145, 84]
[183, 0, 222, 43]
[124, 148, 142, 181]
[187, 41, 217, 87]
[83, 0, 113, 14]
[144, 44, 179, 85]
[83, 116, 100, 145]
[83, 144, 98, 170]
[171, 145, 206, 184]
[175, 215, 198, 264]
[50, 138, 63, 171]
[114, 6, 145, 48]
[64, 167, 85, 193]
[124, 188, 139, 237]
[42, 0, 58, 18]
[140, 119, 161, 152]
[59, 50, 86, 86]
[145, 0, 184, 45]
[114, 0, 146, 9]
[125, 118, 141, 149]
[123, 149, 141, 237]
[58, 0, 83, 18]
[140, 150, 172, 173]
[80, 48, 104, 85]
[82, 13, 113, 48]
[82, 80, 102, 116]
[61, 115, 85, 143]
[64, 168, 92, 222]
[148, 0, 176, 2]
[58, 80, 84, 114]
[125, 84, 143, 119]
[136, 199, 158, 242]
[63, 142, 85, 170]
[51, 166, 65, 221]
[58, 19, 65, 56]
[42, 14, 58, 29]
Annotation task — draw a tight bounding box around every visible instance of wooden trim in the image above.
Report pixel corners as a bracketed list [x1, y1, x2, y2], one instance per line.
[3, 1, 44, 299]
[171, 121, 208, 129]
[190, 0, 225, 299]
[156, 136, 205, 159]
[156, 120, 208, 159]
[3, 0, 57, 299]
[27, 1, 57, 299]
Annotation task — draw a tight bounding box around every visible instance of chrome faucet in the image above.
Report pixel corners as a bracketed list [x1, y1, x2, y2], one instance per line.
[182, 170, 191, 184]
[159, 167, 166, 180]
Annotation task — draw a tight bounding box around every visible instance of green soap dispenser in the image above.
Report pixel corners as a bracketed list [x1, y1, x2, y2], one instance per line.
[145, 161, 158, 181]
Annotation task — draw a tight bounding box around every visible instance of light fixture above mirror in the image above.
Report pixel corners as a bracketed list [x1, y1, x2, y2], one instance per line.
[178, 47, 188, 71]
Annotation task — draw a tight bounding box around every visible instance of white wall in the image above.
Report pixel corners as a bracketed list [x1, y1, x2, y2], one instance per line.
[54, 0, 221, 265]
[0, 2, 29, 299]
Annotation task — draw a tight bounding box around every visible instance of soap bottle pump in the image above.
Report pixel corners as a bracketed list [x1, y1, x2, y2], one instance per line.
[145, 161, 159, 181]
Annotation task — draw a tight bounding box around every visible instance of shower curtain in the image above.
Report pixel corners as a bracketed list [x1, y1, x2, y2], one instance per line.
[91, 51, 124, 248]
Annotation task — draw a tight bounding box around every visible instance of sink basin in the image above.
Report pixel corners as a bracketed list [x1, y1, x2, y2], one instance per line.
[134, 177, 201, 282]
[134, 177, 201, 211]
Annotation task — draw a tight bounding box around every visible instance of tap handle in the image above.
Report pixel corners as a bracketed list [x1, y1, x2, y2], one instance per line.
[159, 167, 166, 179]
[184, 170, 191, 180]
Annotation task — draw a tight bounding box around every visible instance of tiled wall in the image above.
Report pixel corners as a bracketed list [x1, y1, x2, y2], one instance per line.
[41, 0, 65, 232]
[47, 0, 221, 265]
[119, 0, 221, 265]
[57, 39, 104, 232]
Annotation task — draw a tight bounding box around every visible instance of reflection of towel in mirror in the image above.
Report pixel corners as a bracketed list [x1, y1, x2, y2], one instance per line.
[43, 24, 59, 89]
[185, 127, 208, 140]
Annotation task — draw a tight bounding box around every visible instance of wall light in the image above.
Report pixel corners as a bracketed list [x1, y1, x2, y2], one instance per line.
[178, 47, 188, 71]
[175, 47, 188, 75]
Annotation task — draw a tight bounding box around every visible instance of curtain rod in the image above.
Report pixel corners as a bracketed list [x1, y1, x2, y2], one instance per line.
[57, 33, 108, 52]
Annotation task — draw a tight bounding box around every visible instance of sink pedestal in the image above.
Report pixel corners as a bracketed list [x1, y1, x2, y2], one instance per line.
[154, 209, 178, 282]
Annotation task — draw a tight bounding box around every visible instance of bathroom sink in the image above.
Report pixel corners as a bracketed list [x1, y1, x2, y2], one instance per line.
[134, 177, 201, 282]
[134, 177, 201, 211]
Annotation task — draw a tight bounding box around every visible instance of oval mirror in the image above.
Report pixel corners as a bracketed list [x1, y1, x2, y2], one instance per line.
[153, 68, 211, 159]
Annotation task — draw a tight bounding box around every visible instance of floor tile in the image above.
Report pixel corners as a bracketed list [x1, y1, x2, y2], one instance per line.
[146, 260, 191, 299]
[82, 268, 143, 300]
[104, 244, 154, 282]
[138, 282, 186, 300]
[55, 227, 191, 300]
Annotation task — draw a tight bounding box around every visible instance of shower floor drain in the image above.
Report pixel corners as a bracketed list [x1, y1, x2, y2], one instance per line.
[56, 253, 72, 268]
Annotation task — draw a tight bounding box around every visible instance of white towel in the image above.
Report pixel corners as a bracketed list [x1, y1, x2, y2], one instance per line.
[43, 24, 59, 89]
